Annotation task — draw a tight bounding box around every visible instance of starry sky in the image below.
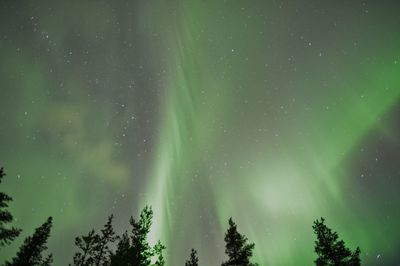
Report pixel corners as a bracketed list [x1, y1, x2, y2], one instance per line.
[0, 1, 399, 265]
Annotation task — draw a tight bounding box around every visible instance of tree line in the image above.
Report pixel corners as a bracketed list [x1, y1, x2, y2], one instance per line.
[0, 166, 361, 265]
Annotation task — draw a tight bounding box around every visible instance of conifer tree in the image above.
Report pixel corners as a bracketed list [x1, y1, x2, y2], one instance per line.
[72, 229, 99, 266]
[153, 240, 165, 266]
[72, 215, 117, 266]
[109, 206, 165, 266]
[5, 216, 53, 266]
[0, 167, 21, 248]
[221, 218, 258, 266]
[185, 249, 199, 266]
[313, 217, 361, 266]
[73, 207, 164, 266]
[42, 254, 54, 266]
[110, 231, 131, 266]
[94, 215, 118, 266]
[129, 205, 154, 266]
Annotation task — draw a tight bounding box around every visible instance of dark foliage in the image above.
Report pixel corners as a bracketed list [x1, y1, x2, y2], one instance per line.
[153, 240, 166, 266]
[221, 218, 258, 266]
[313, 217, 361, 266]
[0, 164, 365, 266]
[185, 249, 199, 266]
[109, 231, 131, 266]
[94, 215, 118, 266]
[110, 206, 164, 266]
[5, 216, 53, 266]
[72, 215, 117, 266]
[72, 229, 100, 266]
[0, 167, 21, 248]
[129, 206, 154, 266]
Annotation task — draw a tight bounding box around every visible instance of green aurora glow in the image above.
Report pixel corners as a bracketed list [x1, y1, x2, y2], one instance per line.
[1, 1, 399, 265]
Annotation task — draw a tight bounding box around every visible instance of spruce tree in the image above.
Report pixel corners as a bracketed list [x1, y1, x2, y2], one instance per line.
[221, 218, 258, 266]
[109, 206, 165, 266]
[185, 249, 199, 266]
[94, 215, 118, 266]
[153, 240, 165, 266]
[5, 216, 53, 266]
[72, 229, 99, 266]
[72, 215, 117, 266]
[0, 167, 21, 248]
[110, 231, 131, 266]
[42, 254, 54, 266]
[313, 217, 361, 266]
[129, 206, 154, 266]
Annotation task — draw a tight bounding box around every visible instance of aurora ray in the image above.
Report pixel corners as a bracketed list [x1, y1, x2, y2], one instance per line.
[0, 1, 399, 265]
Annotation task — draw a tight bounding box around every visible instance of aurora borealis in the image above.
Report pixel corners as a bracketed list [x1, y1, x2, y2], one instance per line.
[0, 0, 399, 265]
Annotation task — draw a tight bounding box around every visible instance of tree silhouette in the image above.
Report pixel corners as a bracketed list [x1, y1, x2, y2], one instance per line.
[221, 218, 258, 266]
[5, 216, 53, 266]
[94, 215, 118, 266]
[185, 249, 199, 266]
[110, 231, 131, 266]
[107, 206, 165, 266]
[153, 240, 165, 266]
[129, 205, 156, 266]
[313, 217, 361, 266]
[0, 167, 21, 248]
[72, 214, 117, 266]
[72, 229, 99, 266]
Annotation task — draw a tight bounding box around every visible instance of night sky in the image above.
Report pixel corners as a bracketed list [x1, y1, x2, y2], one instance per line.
[1, 1, 400, 265]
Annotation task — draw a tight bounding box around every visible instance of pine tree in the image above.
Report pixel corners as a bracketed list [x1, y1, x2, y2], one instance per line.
[129, 205, 154, 266]
[347, 247, 361, 266]
[42, 254, 54, 266]
[72, 215, 118, 266]
[110, 231, 131, 266]
[153, 240, 165, 266]
[185, 249, 199, 266]
[313, 217, 361, 266]
[94, 214, 118, 266]
[0, 167, 21, 248]
[109, 206, 165, 266]
[72, 229, 99, 266]
[221, 218, 258, 266]
[5, 216, 53, 266]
